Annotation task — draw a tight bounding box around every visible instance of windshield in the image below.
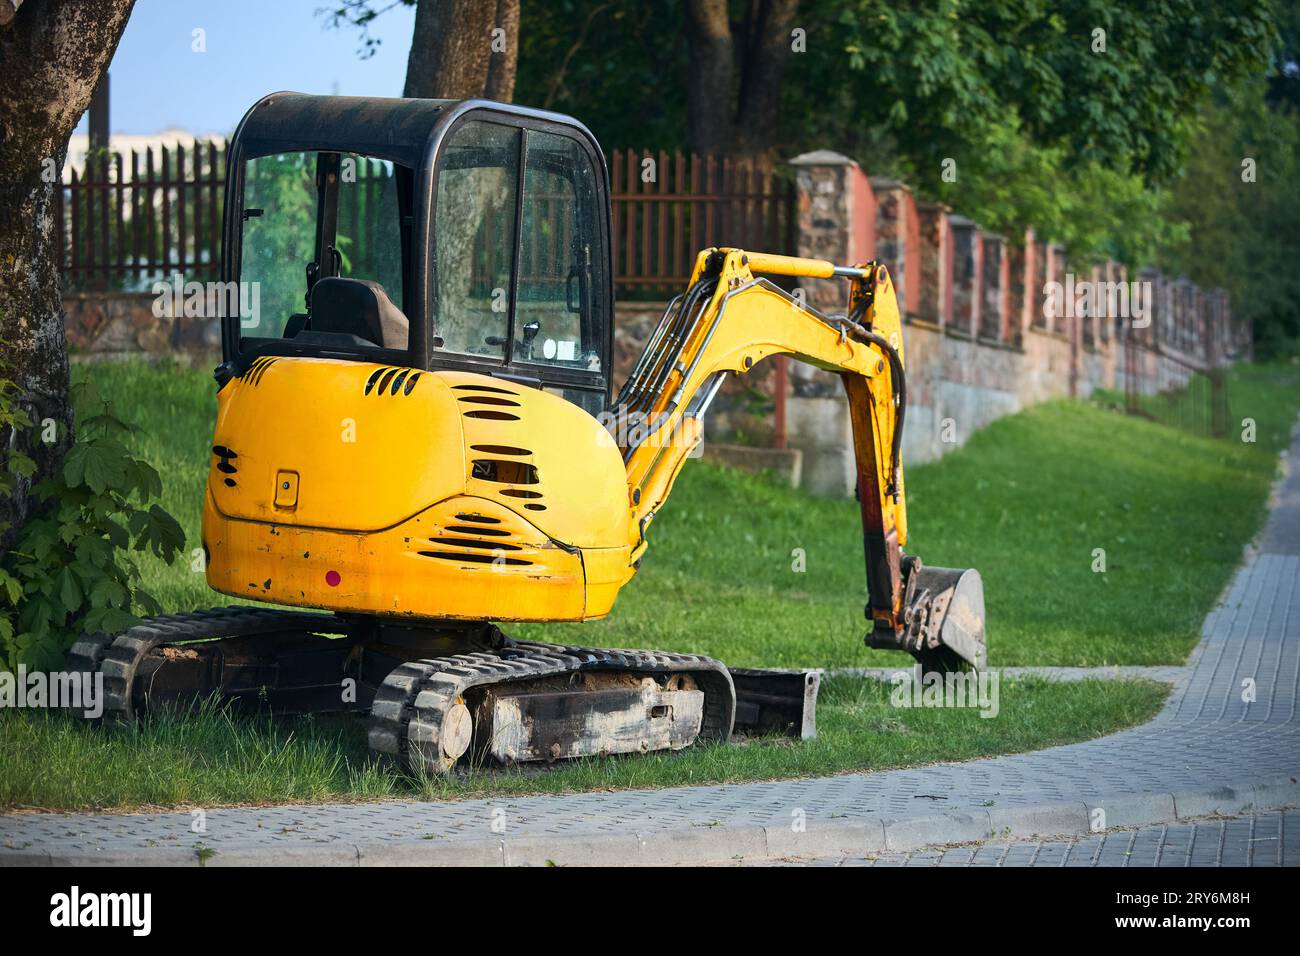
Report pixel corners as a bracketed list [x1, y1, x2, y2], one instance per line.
[238, 150, 411, 352]
[434, 121, 606, 375]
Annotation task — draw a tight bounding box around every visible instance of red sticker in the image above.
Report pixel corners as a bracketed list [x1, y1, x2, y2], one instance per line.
[325, 570, 341, 587]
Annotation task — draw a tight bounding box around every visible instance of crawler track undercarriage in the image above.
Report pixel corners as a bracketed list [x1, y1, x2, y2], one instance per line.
[66, 607, 821, 773]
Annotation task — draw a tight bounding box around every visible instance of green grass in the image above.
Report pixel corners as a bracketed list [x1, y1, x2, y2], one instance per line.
[0, 676, 1165, 811]
[6, 356, 1288, 812]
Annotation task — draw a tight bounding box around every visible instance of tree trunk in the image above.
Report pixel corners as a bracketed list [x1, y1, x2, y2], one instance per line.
[734, 0, 798, 157]
[0, 0, 136, 555]
[685, 0, 798, 162]
[685, 0, 735, 156]
[404, 0, 520, 103]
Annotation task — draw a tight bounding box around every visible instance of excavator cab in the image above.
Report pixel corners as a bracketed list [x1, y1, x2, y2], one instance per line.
[220, 93, 613, 417]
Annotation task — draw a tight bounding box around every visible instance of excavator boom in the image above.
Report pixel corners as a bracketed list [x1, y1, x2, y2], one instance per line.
[616, 248, 985, 670]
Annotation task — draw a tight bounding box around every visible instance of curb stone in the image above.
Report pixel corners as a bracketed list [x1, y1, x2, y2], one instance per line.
[10, 778, 1298, 866]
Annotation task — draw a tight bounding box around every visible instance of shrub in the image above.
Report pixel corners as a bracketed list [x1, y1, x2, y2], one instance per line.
[0, 377, 184, 671]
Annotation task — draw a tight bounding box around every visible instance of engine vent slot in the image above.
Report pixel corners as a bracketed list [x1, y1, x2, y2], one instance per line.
[428, 537, 522, 551]
[365, 367, 421, 396]
[470, 444, 531, 456]
[452, 383, 518, 396]
[464, 409, 521, 421]
[524, 503, 546, 511]
[418, 551, 532, 567]
[246, 357, 278, 385]
[458, 395, 520, 407]
[454, 513, 500, 524]
[212, 445, 239, 483]
[500, 489, 544, 499]
[444, 525, 512, 536]
[471, 459, 539, 485]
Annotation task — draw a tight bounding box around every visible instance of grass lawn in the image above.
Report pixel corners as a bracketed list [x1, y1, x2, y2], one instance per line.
[1, 357, 1293, 811]
[2, 676, 1164, 810]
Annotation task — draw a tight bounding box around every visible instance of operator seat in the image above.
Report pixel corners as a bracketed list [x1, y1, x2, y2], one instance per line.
[308, 277, 410, 350]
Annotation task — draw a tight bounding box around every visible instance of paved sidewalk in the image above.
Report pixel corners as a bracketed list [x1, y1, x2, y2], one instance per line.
[745, 809, 1300, 867]
[839, 665, 1189, 684]
[2, 430, 1298, 866]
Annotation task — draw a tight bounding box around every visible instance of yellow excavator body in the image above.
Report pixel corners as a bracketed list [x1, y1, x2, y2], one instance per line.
[203, 362, 635, 621]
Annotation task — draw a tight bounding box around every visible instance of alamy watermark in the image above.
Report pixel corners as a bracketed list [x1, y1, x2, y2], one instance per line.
[890, 665, 1000, 718]
[0, 666, 103, 718]
[152, 273, 260, 328]
[1043, 273, 1150, 329]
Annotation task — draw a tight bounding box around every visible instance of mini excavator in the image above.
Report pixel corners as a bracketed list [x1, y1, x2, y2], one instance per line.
[68, 95, 986, 774]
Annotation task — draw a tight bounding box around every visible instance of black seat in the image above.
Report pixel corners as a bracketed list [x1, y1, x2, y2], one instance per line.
[308, 277, 409, 349]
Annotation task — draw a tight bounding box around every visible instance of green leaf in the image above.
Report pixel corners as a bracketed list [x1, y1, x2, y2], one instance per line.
[57, 567, 83, 614]
[62, 439, 128, 494]
[0, 570, 21, 606]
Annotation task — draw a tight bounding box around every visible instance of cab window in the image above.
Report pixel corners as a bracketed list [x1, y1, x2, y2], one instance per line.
[433, 119, 608, 403]
[434, 122, 519, 358]
[516, 131, 605, 375]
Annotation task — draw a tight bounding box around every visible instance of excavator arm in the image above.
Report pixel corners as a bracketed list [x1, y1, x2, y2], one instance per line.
[614, 248, 986, 672]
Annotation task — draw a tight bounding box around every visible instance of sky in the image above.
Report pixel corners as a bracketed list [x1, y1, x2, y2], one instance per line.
[77, 0, 417, 137]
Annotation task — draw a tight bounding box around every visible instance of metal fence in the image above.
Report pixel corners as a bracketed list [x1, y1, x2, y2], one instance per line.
[1122, 337, 1230, 438]
[58, 143, 798, 299]
[59, 143, 226, 292]
[608, 149, 796, 298]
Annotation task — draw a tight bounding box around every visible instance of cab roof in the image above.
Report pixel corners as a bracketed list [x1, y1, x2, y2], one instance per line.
[232, 93, 455, 167]
[231, 92, 604, 169]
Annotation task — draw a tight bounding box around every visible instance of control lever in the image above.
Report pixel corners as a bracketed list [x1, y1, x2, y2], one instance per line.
[521, 320, 541, 360]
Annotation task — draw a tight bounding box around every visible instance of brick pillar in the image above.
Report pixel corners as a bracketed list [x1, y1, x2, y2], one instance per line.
[1099, 260, 1116, 345]
[786, 150, 878, 496]
[870, 176, 921, 318]
[1032, 237, 1050, 329]
[790, 150, 875, 315]
[1081, 264, 1098, 349]
[1006, 228, 1034, 348]
[1049, 244, 1067, 335]
[915, 201, 952, 328]
[949, 214, 981, 336]
[980, 232, 1008, 342]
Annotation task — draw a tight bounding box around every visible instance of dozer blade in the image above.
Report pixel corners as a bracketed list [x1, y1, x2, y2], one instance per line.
[728, 668, 821, 739]
[912, 565, 987, 670]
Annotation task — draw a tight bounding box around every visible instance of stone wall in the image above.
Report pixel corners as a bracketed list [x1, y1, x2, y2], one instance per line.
[771, 150, 1249, 495]
[64, 291, 220, 356]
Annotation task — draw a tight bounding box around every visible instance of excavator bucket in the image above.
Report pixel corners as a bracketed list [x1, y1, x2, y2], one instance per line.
[911, 566, 987, 670]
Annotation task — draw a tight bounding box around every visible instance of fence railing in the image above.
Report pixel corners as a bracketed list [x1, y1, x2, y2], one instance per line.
[1122, 337, 1229, 438]
[608, 149, 796, 299]
[59, 143, 226, 292]
[58, 143, 797, 300]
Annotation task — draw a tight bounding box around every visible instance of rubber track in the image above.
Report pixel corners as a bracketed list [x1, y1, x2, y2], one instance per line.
[65, 606, 344, 719]
[65, 608, 736, 772]
[368, 638, 736, 773]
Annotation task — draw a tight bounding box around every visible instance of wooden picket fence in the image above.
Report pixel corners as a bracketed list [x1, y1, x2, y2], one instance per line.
[59, 143, 226, 291]
[608, 149, 796, 297]
[58, 143, 797, 299]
